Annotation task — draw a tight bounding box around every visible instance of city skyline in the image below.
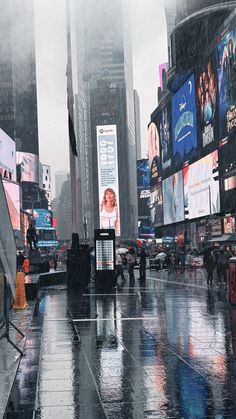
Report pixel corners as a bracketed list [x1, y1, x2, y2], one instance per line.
[34, 0, 168, 196]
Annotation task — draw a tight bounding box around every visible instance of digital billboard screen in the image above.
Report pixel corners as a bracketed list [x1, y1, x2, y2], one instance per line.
[156, 99, 172, 177]
[183, 150, 220, 220]
[148, 122, 163, 227]
[0, 129, 16, 181]
[3, 180, 21, 231]
[33, 209, 52, 228]
[163, 171, 184, 225]
[16, 152, 39, 183]
[216, 28, 236, 142]
[172, 74, 197, 168]
[196, 55, 218, 150]
[219, 140, 236, 212]
[96, 125, 120, 236]
[137, 159, 150, 218]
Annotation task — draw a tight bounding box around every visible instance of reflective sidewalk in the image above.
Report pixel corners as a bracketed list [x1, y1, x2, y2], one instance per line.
[11, 271, 236, 418]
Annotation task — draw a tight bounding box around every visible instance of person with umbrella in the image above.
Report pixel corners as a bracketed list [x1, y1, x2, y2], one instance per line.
[155, 251, 166, 271]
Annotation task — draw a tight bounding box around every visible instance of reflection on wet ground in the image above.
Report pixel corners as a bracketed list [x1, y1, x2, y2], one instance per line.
[6, 271, 236, 418]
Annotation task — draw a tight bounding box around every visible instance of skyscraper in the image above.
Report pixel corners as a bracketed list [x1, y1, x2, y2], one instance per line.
[134, 90, 142, 161]
[0, 0, 39, 156]
[69, 0, 138, 239]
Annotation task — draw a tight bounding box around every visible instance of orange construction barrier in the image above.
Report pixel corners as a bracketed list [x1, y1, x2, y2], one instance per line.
[13, 272, 28, 310]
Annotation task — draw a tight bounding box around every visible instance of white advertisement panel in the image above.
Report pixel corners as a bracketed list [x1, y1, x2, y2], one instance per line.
[16, 152, 39, 183]
[97, 125, 120, 236]
[183, 150, 220, 220]
[0, 129, 16, 181]
[3, 180, 21, 231]
[163, 171, 184, 225]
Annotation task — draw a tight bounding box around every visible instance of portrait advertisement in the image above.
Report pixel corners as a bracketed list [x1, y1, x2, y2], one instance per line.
[216, 28, 236, 141]
[196, 55, 218, 149]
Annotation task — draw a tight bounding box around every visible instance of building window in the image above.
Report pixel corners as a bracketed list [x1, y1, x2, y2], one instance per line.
[43, 184, 45, 188]
[45, 176, 47, 181]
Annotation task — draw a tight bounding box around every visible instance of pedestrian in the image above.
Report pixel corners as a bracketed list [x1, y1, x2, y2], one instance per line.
[17, 252, 25, 272]
[139, 248, 147, 281]
[23, 257, 30, 275]
[185, 250, 192, 271]
[217, 248, 229, 285]
[126, 248, 136, 285]
[168, 253, 176, 274]
[26, 223, 38, 250]
[53, 252, 58, 270]
[116, 253, 125, 283]
[204, 250, 215, 286]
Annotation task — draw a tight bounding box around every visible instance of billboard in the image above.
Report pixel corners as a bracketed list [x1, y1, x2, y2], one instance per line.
[137, 159, 150, 218]
[32, 209, 52, 228]
[3, 180, 21, 231]
[163, 171, 184, 225]
[96, 125, 120, 236]
[172, 74, 197, 168]
[0, 129, 16, 181]
[196, 55, 218, 149]
[216, 28, 236, 142]
[156, 99, 172, 177]
[219, 140, 236, 212]
[183, 150, 220, 220]
[148, 123, 163, 227]
[16, 152, 39, 183]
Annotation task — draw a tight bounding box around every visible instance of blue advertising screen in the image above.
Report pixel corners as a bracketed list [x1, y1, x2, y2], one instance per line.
[34, 209, 52, 228]
[172, 74, 197, 167]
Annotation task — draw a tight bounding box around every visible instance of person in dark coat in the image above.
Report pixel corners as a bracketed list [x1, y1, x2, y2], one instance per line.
[139, 249, 147, 281]
[26, 223, 38, 250]
[204, 250, 215, 286]
[17, 252, 25, 272]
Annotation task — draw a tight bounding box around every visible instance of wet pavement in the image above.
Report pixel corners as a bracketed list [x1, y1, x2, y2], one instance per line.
[0, 301, 35, 419]
[5, 269, 236, 418]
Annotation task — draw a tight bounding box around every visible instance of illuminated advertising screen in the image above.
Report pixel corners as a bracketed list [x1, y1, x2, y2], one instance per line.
[33, 209, 52, 228]
[216, 28, 236, 142]
[96, 125, 120, 236]
[163, 171, 184, 225]
[183, 151, 220, 220]
[196, 55, 218, 149]
[0, 129, 16, 181]
[3, 180, 21, 231]
[156, 99, 172, 177]
[16, 152, 39, 183]
[172, 74, 197, 168]
[148, 123, 163, 227]
[137, 159, 150, 218]
[219, 140, 236, 212]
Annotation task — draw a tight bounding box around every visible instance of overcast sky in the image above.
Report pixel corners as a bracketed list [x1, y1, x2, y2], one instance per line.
[34, 0, 168, 195]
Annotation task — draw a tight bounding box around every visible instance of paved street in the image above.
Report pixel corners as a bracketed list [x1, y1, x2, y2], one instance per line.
[5, 269, 236, 418]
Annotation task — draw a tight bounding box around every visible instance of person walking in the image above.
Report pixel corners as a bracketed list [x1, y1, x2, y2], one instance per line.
[204, 250, 215, 286]
[116, 253, 125, 283]
[126, 248, 136, 286]
[23, 257, 30, 275]
[26, 223, 38, 250]
[139, 248, 147, 281]
[217, 248, 229, 285]
[17, 252, 25, 272]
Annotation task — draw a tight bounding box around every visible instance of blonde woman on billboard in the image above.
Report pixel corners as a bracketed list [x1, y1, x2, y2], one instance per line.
[100, 188, 120, 235]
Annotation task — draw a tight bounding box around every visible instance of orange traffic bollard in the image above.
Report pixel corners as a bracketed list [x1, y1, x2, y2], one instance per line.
[13, 272, 28, 310]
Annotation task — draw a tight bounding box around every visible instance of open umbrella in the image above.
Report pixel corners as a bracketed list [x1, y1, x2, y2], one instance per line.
[155, 252, 166, 261]
[116, 248, 129, 255]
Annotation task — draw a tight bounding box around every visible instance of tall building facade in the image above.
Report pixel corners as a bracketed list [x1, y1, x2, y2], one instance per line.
[55, 170, 68, 198]
[69, 0, 138, 239]
[0, 0, 39, 212]
[134, 90, 141, 160]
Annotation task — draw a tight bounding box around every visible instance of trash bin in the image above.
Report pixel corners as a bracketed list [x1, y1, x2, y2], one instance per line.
[229, 257, 236, 304]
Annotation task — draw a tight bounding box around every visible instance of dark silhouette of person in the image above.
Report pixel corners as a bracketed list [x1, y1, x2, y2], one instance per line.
[139, 249, 147, 281]
[26, 223, 38, 250]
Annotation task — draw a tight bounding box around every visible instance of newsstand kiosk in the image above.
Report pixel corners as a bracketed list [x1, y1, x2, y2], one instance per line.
[94, 229, 116, 292]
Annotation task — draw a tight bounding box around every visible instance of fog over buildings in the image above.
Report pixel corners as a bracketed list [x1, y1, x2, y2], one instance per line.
[35, 0, 168, 195]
